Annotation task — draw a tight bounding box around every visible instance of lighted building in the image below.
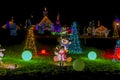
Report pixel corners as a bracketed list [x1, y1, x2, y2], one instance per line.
[38, 7, 53, 31]
[95, 25, 110, 37]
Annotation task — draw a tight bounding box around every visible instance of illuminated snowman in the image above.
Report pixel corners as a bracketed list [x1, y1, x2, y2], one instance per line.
[59, 36, 72, 51]
[54, 36, 72, 66]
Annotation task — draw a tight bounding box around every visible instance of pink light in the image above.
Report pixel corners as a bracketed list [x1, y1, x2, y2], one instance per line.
[116, 23, 119, 26]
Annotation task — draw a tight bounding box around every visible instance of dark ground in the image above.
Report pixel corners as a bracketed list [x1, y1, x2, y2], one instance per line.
[0, 70, 120, 80]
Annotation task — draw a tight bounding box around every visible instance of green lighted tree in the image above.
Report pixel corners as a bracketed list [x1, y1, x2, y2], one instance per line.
[68, 21, 82, 54]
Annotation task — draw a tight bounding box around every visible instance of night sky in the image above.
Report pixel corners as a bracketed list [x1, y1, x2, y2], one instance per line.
[0, 0, 120, 28]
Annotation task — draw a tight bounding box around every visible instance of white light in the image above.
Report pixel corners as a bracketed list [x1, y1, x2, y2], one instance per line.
[0, 52, 4, 57]
[0, 57, 2, 61]
[116, 23, 119, 26]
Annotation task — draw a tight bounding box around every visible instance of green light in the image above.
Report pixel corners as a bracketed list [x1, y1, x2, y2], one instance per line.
[73, 59, 85, 71]
[22, 50, 32, 61]
[51, 32, 56, 35]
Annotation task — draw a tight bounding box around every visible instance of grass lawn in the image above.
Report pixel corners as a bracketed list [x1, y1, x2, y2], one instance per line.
[0, 39, 120, 80]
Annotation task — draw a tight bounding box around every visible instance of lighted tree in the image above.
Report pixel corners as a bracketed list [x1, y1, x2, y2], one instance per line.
[68, 21, 82, 54]
[24, 25, 37, 56]
[112, 39, 120, 62]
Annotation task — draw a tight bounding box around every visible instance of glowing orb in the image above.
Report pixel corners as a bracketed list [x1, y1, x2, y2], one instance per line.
[22, 50, 32, 61]
[88, 51, 97, 60]
[116, 48, 120, 59]
[73, 59, 85, 71]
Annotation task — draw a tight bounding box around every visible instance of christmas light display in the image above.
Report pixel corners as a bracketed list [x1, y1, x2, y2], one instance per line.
[0, 44, 6, 63]
[4, 17, 17, 36]
[38, 7, 53, 34]
[53, 35, 72, 66]
[2, 17, 20, 36]
[38, 24, 44, 34]
[112, 16, 120, 38]
[37, 49, 51, 55]
[88, 51, 97, 60]
[68, 21, 82, 54]
[24, 26, 37, 56]
[112, 39, 120, 62]
[10, 23, 17, 36]
[22, 50, 32, 61]
[73, 59, 85, 71]
[52, 12, 62, 33]
[86, 20, 95, 36]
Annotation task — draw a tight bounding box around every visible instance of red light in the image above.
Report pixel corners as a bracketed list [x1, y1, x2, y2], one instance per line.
[41, 49, 46, 54]
[37, 49, 51, 55]
[116, 48, 120, 59]
[101, 49, 115, 59]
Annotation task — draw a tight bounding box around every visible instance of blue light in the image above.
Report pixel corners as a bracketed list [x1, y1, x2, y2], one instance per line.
[88, 51, 97, 60]
[117, 40, 120, 45]
[68, 21, 82, 54]
[9, 23, 17, 36]
[22, 50, 32, 61]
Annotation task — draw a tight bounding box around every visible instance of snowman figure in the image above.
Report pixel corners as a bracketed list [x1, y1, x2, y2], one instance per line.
[59, 36, 72, 51]
[54, 36, 72, 66]
[54, 46, 67, 66]
[57, 46, 67, 61]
